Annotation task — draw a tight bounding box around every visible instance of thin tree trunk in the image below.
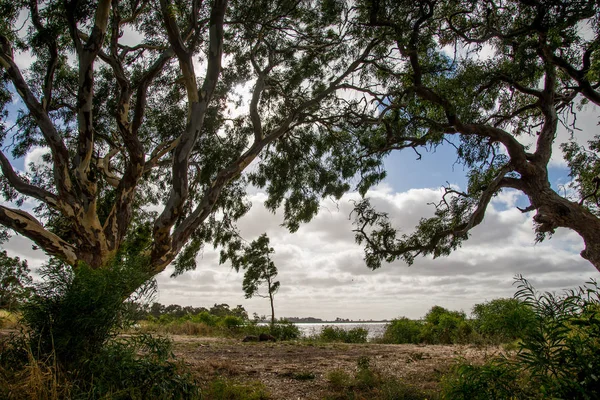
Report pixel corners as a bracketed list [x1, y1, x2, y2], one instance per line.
[269, 290, 275, 326]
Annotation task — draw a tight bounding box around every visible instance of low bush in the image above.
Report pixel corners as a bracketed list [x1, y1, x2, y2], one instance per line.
[441, 358, 530, 400]
[319, 326, 369, 343]
[220, 315, 244, 331]
[383, 317, 423, 344]
[471, 298, 535, 343]
[0, 332, 200, 399]
[0, 257, 200, 399]
[420, 306, 473, 344]
[269, 320, 301, 340]
[441, 276, 600, 400]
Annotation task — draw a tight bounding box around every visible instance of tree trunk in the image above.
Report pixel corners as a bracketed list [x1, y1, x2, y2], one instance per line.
[530, 186, 600, 273]
[269, 291, 275, 326]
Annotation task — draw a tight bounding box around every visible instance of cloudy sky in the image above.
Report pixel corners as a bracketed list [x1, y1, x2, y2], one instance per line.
[2, 11, 599, 321]
[4, 74, 599, 323]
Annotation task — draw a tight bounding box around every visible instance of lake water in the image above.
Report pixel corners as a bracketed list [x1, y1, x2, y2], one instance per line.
[295, 322, 388, 340]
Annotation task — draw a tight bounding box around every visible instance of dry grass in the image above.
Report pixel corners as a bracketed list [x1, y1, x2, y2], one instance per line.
[0, 349, 71, 400]
[0, 311, 20, 330]
[172, 336, 499, 399]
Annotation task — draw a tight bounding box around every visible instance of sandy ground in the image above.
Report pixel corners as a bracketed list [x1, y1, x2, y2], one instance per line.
[171, 336, 500, 399]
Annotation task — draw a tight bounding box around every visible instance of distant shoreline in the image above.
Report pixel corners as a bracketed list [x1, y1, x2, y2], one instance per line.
[261, 320, 390, 324]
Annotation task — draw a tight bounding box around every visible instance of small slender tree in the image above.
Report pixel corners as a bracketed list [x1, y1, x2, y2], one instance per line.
[228, 233, 279, 325]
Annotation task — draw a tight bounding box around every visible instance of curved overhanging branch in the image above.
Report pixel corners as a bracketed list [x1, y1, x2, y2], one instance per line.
[0, 149, 61, 210]
[0, 205, 77, 265]
[353, 164, 514, 268]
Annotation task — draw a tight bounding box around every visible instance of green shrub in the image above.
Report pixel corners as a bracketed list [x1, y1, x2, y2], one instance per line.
[2, 256, 200, 398]
[514, 276, 600, 399]
[420, 306, 472, 344]
[0, 333, 200, 399]
[471, 298, 535, 343]
[82, 334, 200, 399]
[442, 276, 600, 400]
[191, 311, 219, 326]
[319, 326, 368, 343]
[220, 315, 244, 331]
[441, 358, 529, 400]
[269, 320, 301, 340]
[383, 318, 423, 344]
[21, 258, 151, 368]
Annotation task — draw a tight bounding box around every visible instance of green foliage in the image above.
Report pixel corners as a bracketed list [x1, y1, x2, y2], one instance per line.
[0, 250, 32, 311]
[514, 276, 600, 399]
[420, 306, 473, 345]
[382, 309, 473, 345]
[1, 254, 199, 399]
[0, 332, 200, 399]
[441, 276, 600, 399]
[21, 257, 152, 368]
[268, 320, 301, 341]
[223, 233, 280, 324]
[191, 311, 220, 327]
[76, 334, 200, 399]
[383, 317, 423, 344]
[220, 315, 244, 331]
[562, 135, 600, 217]
[204, 378, 270, 400]
[471, 298, 535, 343]
[319, 326, 369, 343]
[441, 359, 529, 400]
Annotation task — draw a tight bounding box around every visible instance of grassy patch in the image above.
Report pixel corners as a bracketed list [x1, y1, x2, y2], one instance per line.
[324, 356, 433, 400]
[203, 378, 270, 400]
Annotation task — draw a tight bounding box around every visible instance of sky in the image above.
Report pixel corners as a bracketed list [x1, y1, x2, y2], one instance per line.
[2, 11, 599, 322]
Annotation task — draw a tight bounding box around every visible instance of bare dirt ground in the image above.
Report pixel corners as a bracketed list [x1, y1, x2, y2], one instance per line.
[172, 336, 500, 399]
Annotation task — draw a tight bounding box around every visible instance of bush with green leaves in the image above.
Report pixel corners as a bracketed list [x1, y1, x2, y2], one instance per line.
[442, 276, 600, 400]
[0, 250, 32, 311]
[471, 298, 535, 343]
[269, 320, 301, 340]
[441, 358, 531, 400]
[0, 256, 201, 398]
[319, 326, 369, 343]
[220, 315, 244, 331]
[78, 334, 200, 399]
[383, 317, 424, 344]
[420, 306, 473, 344]
[22, 258, 153, 368]
[190, 311, 220, 326]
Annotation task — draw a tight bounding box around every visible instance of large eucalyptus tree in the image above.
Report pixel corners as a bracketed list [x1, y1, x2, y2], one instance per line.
[0, 0, 376, 280]
[303, 0, 600, 272]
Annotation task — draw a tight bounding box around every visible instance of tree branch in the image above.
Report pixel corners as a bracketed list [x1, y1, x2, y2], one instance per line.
[0, 205, 77, 265]
[152, 0, 228, 266]
[0, 34, 75, 202]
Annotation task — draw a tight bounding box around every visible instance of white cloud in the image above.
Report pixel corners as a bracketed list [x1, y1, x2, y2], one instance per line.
[153, 186, 597, 320]
[23, 147, 50, 175]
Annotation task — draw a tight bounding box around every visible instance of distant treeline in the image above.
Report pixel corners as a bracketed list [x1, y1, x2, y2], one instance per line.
[126, 302, 250, 321]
